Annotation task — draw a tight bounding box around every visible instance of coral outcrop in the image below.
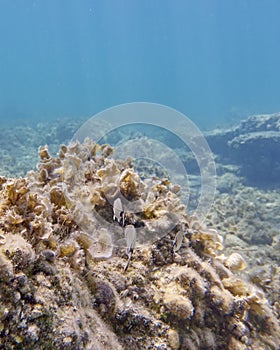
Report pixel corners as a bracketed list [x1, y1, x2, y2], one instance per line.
[0, 140, 279, 349]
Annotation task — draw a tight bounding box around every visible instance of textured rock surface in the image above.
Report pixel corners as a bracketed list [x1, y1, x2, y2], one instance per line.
[206, 182, 280, 323]
[0, 140, 279, 350]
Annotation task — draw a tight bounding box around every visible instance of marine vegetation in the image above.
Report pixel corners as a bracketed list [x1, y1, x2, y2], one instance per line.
[0, 139, 279, 350]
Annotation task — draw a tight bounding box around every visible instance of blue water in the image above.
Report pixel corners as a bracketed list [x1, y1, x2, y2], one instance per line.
[0, 0, 280, 129]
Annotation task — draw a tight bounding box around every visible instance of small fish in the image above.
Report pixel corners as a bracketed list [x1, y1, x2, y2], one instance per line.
[173, 230, 185, 252]
[113, 198, 125, 226]
[124, 224, 137, 271]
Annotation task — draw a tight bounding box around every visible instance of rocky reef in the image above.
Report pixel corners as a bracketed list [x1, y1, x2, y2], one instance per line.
[0, 118, 82, 178]
[206, 112, 280, 188]
[0, 139, 279, 350]
[206, 180, 280, 325]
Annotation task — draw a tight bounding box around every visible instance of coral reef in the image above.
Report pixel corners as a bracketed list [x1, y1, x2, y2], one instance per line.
[0, 139, 279, 350]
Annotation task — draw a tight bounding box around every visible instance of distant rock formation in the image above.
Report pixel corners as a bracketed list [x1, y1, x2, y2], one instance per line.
[206, 113, 280, 188]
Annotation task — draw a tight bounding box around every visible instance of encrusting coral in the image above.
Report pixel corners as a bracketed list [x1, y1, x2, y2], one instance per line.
[0, 139, 279, 350]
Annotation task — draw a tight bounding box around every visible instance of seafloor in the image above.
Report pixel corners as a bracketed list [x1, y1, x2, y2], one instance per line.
[0, 113, 279, 349]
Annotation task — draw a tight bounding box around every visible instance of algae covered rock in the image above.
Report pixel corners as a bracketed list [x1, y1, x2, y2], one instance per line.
[0, 140, 279, 350]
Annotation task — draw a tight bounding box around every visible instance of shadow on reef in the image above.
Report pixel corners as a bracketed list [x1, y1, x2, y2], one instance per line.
[206, 113, 280, 189]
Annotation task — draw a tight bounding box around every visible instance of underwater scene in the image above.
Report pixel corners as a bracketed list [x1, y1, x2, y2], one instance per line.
[0, 1, 280, 350]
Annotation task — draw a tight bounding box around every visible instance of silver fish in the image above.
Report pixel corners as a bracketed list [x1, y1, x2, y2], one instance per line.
[173, 230, 185, 252]
[124, 224, 137, 271]
[113, 198, 125, 226]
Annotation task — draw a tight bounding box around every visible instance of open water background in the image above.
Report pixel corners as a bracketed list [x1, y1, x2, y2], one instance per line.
[0, 0, 280, 129]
